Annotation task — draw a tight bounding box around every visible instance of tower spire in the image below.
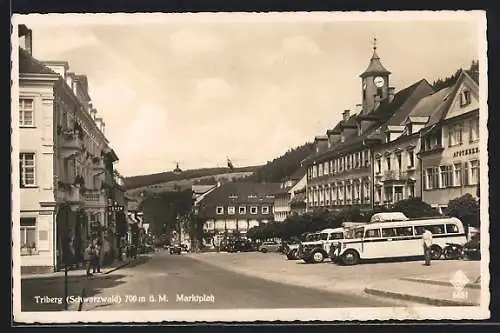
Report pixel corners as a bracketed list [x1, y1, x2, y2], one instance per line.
[373, 36, 377, 51]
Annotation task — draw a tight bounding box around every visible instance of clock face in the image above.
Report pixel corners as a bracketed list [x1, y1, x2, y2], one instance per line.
[374, 76, 385, 87]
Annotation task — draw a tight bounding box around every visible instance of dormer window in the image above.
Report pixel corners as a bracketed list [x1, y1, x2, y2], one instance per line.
[460, 90, 471, 107]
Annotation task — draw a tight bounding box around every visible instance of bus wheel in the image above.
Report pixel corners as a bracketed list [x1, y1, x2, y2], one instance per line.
[430, 245, 442, 260]
[312, 250, 325, 263]
[342, 250, 360, 266]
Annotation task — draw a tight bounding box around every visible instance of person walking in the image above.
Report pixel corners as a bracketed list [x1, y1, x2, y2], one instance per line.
[84, 241, 95, 278]
[422, 228, 433, 266]
[93, 240, 102, 273]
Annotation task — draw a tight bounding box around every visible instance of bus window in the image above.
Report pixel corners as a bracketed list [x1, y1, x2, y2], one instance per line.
[395, 226, 413, 237]
[414, 226, 426, 235]
[446, 224, 459, 234]
[354, 229, 364, 239]
[365, 229, 381, 238]
[430, 225, 445, 234]
[382, 228, 396, 238]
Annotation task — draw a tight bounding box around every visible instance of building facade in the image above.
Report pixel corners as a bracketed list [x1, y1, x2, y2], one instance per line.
[18, 25, 119, 272]
[304, 43, 434, 213]
[419, 68, 480, 212]
[196, 182, 281, 246]
[273, 171, 306, 222]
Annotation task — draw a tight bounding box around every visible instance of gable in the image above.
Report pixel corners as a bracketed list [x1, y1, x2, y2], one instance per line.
[444, 75, 479, 120]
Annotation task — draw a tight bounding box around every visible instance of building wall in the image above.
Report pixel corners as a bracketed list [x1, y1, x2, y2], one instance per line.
[373, 134, 421, 205]
[19, 82, 56, 270]
[421, 111, 480, 208]
[306, 147, 372, 210]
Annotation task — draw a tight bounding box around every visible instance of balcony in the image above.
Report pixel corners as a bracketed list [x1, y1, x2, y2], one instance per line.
[59, 131, 82, 159]
[56, 184, 83, 205]
[383, 170, 410, 182]
[84, 189, 106, 207]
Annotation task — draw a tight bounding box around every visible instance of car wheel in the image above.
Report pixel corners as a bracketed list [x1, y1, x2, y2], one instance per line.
[342, 250, 360, 266]
[312, 250, 325, 263]
[430, 245, 442, 260]
[260, 248, 267, 253]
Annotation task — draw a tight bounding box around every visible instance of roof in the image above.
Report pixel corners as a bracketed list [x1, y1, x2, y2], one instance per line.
[465, 69, 479, 85]
[200, 182, 282, 205]
[19, 47, 59, 76]
[327, 120, 344, 135]
[422, 69, 478, 131]
[360, 49, 391, 78]
[407, 86, 454, 121]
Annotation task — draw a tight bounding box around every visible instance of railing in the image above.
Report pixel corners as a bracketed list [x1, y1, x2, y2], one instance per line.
[84, 190, 101, 201]
[383, 170, 409, 181]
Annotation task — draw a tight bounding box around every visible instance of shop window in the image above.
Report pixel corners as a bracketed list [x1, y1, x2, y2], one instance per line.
[21, 217, 37, 255]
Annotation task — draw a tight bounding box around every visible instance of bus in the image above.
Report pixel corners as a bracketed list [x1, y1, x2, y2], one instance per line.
[329, 215, 467, 265]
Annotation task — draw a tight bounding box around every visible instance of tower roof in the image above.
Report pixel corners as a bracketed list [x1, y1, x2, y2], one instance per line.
[359, 40, 391, 78]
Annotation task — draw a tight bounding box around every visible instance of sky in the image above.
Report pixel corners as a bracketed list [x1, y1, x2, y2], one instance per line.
[22, 12, 482, 177]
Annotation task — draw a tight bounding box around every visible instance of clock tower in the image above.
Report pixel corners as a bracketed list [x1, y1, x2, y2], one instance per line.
[360, 38, 391, 115]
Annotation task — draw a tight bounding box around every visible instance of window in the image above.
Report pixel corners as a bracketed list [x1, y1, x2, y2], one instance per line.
[463, 162, 469, 185]
[377, 87, 383, 97]
[261, 206, 269, 214]
[239, 206, 246, 214]
[408, 183, 415, 198]
[382, 228, 396, 238]
[227, 206, 235, 215]
[470, 160, 480, 185]
[448, 123, 463, 147]
[396, 154, 402, 170]
[386, 157, 391, 170]
[426, 167, 439, 190]
[319, 163, 323, 176]
[250, 206, 258, 214]
[440, 165, 453, 188]
[19, 153, 36, 187]
[460, 90, 471, 107]
[324, 161, 329, 175]
[414, 226, 426, 235]
[19, 98, 34, 127]
[395, 226, 414, 237]
[376, 158, 381, 173]
[216, 206, 224, 215]
[21, 217, 36, 254]
[430, 225, 445, 234]
[453, 163, 462, 186]
[365, 229, 381, 238]
[469, 117, 479, 142]
[446, 224, 459, 234]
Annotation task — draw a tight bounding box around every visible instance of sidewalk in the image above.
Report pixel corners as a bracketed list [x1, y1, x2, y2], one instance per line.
[21, 257, 137, 280]
[364, 269, 482, 306]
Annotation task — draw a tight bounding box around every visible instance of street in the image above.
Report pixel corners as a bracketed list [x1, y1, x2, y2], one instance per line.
[22, 251, 405, 311]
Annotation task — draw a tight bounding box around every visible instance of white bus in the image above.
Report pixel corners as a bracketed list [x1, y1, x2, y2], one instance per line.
[330, 216, 467, 265]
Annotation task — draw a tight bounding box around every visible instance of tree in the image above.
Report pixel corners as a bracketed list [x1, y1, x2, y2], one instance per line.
[391, 197, 440, 218]
[444, 193, 480, 228]
[180, 212, 205, 252]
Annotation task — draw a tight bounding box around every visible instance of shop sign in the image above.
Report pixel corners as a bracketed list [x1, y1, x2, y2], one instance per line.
[453, 147, 479, 158]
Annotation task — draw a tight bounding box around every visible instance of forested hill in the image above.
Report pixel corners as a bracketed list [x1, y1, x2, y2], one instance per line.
[124, 166, 260, 189]
[241, 142, 314, 183]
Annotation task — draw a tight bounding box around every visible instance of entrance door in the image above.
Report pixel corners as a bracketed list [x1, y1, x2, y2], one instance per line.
[394, 186, 404, 203]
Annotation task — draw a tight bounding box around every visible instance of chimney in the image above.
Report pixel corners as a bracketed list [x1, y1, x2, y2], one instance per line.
[342, 109, 350, 122]
[101, 121, 106, 135]
[90, 108, 97, 120]
[95, 117, 103, 131]
[388, 87, 395, 103]
[19, 25, 33, 55]
[355, 104, 362, 114]
[88, 102, 93, 113]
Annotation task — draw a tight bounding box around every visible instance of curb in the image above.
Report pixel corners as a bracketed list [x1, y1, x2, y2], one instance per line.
[400, 277, 481, 290]
[363, 287, 479, 306]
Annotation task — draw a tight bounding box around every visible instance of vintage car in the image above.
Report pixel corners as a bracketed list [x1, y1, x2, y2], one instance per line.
[169, 244, 182, 255]
[297, 228, 345, 264]
[258, 241, 281, 253]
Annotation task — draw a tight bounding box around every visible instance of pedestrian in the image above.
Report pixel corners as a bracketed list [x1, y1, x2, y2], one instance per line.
[84, 241, 95, 278]
[422, 228, 433, 266]
[93, 240, 102, 273]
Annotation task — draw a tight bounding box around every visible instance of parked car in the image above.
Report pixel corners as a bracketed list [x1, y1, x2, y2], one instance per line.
[228, 239, 254, 252]
[169, 244, 182, 255]
[298, 228, 345, 264]
[462, 234, 480, 260]
[258, 241, 281, 253]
